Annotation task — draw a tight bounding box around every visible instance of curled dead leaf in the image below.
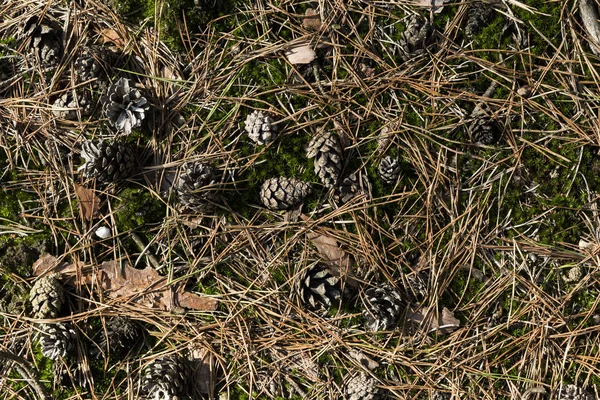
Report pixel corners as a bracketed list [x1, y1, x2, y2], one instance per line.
[100, 28, 126, 48]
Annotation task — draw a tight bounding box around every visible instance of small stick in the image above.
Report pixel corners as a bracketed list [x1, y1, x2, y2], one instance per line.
[0, 350, 48, 400]
[130, 232, 161, 270]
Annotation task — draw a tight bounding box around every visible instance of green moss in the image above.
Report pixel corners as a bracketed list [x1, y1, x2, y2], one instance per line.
[114, 188, 166, 233]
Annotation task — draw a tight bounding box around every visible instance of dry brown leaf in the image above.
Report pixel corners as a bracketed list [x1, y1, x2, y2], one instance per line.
[100, 28, 126, 48]
[302, 9, 322, 31]
[285, 43, 316, 65]
[74, 184, 100, 221]
[406, 306, 460, 333]
[32, 255, 218, 312]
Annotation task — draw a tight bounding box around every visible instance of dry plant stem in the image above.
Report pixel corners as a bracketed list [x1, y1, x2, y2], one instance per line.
[0, 350, 48, 400]
[130, 232, 161, 270]
[579, 0, 600, 55]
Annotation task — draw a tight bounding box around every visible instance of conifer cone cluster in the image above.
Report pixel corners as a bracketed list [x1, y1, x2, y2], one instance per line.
[245, 110, 277, 145]
[362, 284, 405, 331]
[377, 156, 401, 185]
[346, 371, 381, 400]
[260, 177, 312, 210]
[102, 77, 149, 135]
[306, 129, 344, 188]
[141, 354, 189, 399]
[29, 273, 64, 319]
[398, 14, 435, 61]
[296, 264, 342, 309]
[79, 139, 136, 184]
[175, 162, 218, 213]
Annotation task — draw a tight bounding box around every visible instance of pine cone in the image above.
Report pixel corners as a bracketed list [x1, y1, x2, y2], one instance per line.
[52, 90, 92, 120]
[306, 129, 344, 188]
[91, 316, 144, 358]
[468, 115, 502, 145]
[362, 284, 405, 331]
[465, 1, 495, 38]
[73, 46, 102, 82]
[346, 372, 381, 400]
[79, 139, 136, 183]
[296, 264, 341, 309]
[102, 78, 149, 135]
[403, 271, 429, 304]
[39, 322, 76, 360]
[558, 384, 595, 400]
[22, 16, 63, 67]
[244, 110, 277, 145]
[141, 354, 189, 399]
[29, 273, 65, 319]
[377, 156, 401, 185]
[54, 358, 90, 388]
[398, 14, 435, 61]
[260, 177, 312, 210]
[175, 162, 218, 213]
[334, 173, 370, 204]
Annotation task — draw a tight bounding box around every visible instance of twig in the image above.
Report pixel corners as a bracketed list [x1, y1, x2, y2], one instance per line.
[0, 350, 48, 400]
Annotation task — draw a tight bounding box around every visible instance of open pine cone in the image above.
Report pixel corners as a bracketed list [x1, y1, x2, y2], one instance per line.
[52, 90, 92, 120]
[296, 264, 342, 309]
[91, 316, 144, 358]
[377, 156, 401, 185]
[175, 162, 218, 213]
[260, 177, 312, 210]
[141, 354, 189, 399]
[39, 322, 76, 360]
[398, 14, 435, 61]
[468, 114, 503, 145]
[362, 284, 405, 331]
[21, 16, 63, 67]
[102, 78, 149, 135]
[465, 1, 496, 38]
[79, 139, 136, 184]
[557, 384, 595, 400]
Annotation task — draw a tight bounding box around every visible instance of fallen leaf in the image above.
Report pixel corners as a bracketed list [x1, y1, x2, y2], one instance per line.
[32, 255, 218, 312]
[302, 9, 322, 31]
[406, 306, 460, 333]
[100, 28, 126, 48]
[285, 43, 316, 65]
[188, 345, 216, 396]
[74, 184, 100, 221]
[414, 0, 446, 13]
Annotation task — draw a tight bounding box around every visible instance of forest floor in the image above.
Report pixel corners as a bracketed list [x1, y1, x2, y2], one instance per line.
[1, 0, 600, 399]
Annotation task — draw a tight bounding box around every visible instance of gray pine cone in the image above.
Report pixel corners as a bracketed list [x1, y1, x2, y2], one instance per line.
[22, 16, 63, 67]
[175, 162, 218, 213]
[29, 273, 64, 319]
[74, 47, 102, 82]
[346, 372, 380, 400]
[39, 322, 76, 360]
[79, 139, 136, 183]
[362, 284, 405, 331]
[377, 156, 401, 185]
[91, 316, 144, 358]
[306, 129, 344, 188]
[557, 384, 595, 400]
[54, 358, 90, 388]
[465, 1, 495, 38]
[468, 115, 502, 145]
[52, 91, 92, 120]
[244, 110, 277, 145]
[141, 354, 188, 399]
[102, 78, 149, 135]
[398, 14, 435, 61]
[334, 173, 370, 204]
[296, 264, 341, 309]
[260, 177, 312, 210]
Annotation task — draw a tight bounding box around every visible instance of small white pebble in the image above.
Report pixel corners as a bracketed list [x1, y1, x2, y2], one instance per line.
[95, 226, 111, 239]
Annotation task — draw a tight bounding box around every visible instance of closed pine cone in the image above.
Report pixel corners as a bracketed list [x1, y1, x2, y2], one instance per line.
[260, 177, 312, 210]
[79, 139, 136, 184]
[29, 273, 64, 319]
[91, 316, 144, 358]
[52, 90, 92, 120]
[346, 371, 381, 400]
[378, 156, 401, 185]
[306, 129, 344, 188]
[141, 354, 189, 399]
[245, 110, 277, 145]
[557, 384, 595, 400]
[296, 264, 342, 309]
[175, 162, 218, 213]
[465, 1, 495, 38]
[39, 322, 76, 360]
[398, 14, 435, 61]
[362, 284, 405, 331]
